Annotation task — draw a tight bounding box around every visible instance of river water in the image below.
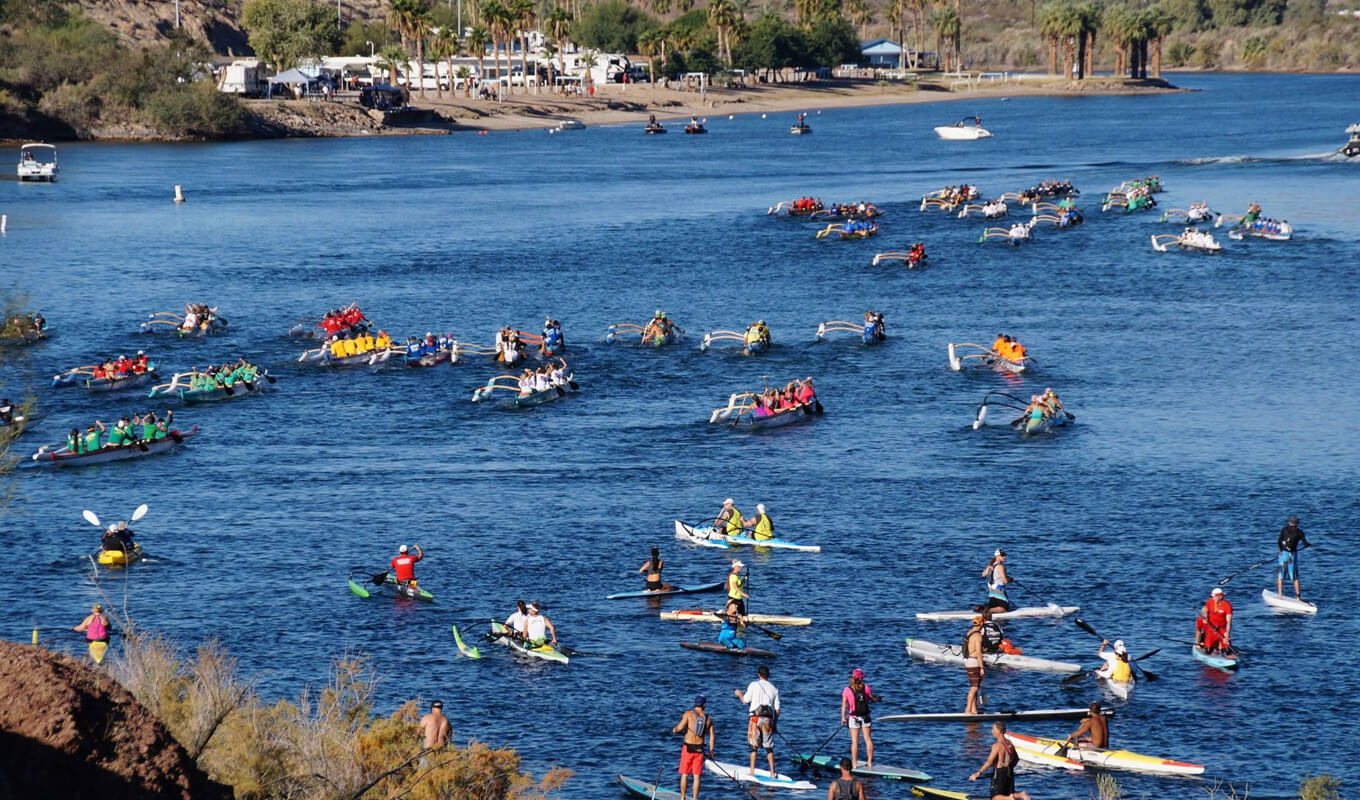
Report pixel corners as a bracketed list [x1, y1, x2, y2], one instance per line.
[2, 73, 1357, 799]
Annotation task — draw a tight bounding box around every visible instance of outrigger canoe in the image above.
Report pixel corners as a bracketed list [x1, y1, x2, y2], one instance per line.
[471, 376, 576, 408]
[347, 569, 434, 601]
[1262, 589, 1317, 614]
[662, 610, 811, 626]
[792, 753, 930, 782]
[915, 604, 1078, 622]
[19, 427, 197, 469]
[699, 329, 769, 355]
[680, 641, 776, 658]
[96, 542, 144, 567]
[1191, 645, 1238, 672]
[1006, 732, 1205, 776]
[816, 319, 884, 345]
[707, 392, 823, 431]
[617, 775, 683, 800]
[139, 310, 226, 337]
[490, 621, 568, 664]
[905, 637, 1081, 673]
[706, 760, 814, 790]
[605, 581, 724, 600]
[0, 411, 44, 435]
[605, 323, 683, 348]
[147, 372, 272, 404]
[948, 343, 1030, 374]
[972, 390, 1073, 435]
[674, 520, 821, 552]
[50, 365, 159, 392]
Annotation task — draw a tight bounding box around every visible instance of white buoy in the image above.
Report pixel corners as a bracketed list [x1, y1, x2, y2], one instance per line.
[1, 214, 6, 235]
[761, 113, 767, 119]
[173, 185, 185, 203]
[728, 114, 734, 120]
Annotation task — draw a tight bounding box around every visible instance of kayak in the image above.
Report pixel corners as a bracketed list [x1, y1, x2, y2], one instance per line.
[663, 610, 812, 626]
[1191, 645, 1238, 672]
[1009, 745, 1084, 771]
[705, 760, 815, 790]
[905, 637, 1081, 673]
[880, 707, 1112, 723]
[680, 641, 776, 658]
[18, 427, 197, 469]
[915, 604, 1078, 622]
[1006, 732, 1205, 776]
[347, 571, 434, 602]
[1097, 675, 1136, 700]
[605, 581, 724, 600]
[452, 624, 481, 659]
[96, 543, 144, 567]
[616, 774, 683, 800]
[674, 520, 820, 552]
[89, 640, 109, 665]
[673, 519, 730, 549]
[491, 621, 569, 664]
[1261, 589, 1317, 615]
[791, 753, 931, 782]
[912, 788, 973, 800]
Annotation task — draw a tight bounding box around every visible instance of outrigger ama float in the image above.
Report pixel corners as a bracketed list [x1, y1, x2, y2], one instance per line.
[972, 390, 1073, 435]
[816, 312, 885, 345]
[979, 220, 1035, 245]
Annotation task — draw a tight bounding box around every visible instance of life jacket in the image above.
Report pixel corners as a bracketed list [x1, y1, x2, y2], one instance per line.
[1110, 658, 1133, 682]
[85, 614, 108, 641]
[751, 514, 773, 540]
[724, 508, 744, 536]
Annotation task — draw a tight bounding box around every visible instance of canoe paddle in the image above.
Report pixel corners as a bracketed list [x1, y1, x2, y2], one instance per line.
[1217, 557, 1273, 586]
[1009, 577, 1055, 606]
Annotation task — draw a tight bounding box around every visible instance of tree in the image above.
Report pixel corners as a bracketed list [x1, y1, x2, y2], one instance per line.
[1076, 2, 1098, 79]
[805, 15, 859, 67]
[546, 8, 573, 89]
[637, 28, 660, 81]
[466, 25, 490, 86]
[845, 0, 871, 38]
[481, 0, 511, 93]
[708, 0, 739, 65]
[241, 0, 343, 71]
[512, 0, 536, 93]
[1038, 2, 1065, 75]
[930, 5, 959, 72]
[389, 0, 433, 98]
[429, 26, 458, 97]
[574, 0, 658, 53]
[377, 43, 407, 85]
[1102, 4, 1133, 77]
[456, 63, 472, 95]
[1142, 5, 1172, 77]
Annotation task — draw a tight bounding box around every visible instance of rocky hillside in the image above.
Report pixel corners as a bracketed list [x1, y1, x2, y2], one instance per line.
[0, 639, 232, 800]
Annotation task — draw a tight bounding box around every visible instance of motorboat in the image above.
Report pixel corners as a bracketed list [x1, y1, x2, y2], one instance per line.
[790, 113, 812, 135]
[1341, 123, 1360, 157]
[934, 116, 992, 140]
[17, 143, 58, 181]
[555, 118, 585, 131]
[644, 116, 666, 134]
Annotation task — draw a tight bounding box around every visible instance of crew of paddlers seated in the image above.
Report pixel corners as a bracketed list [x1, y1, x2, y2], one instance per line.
[791, 197, 823, 213]
[906, 242, 926, 262]
[93, 352, 151, 379]
[184, 358, 261, 390]
[179, 304, 219, 333]
[1179, 227, 1217, 248]
[841, 219, 877, 234]
[495, 327, 528, 362]
[407, 332, 453, 357]
[991, 334, 1028, 362]
[66, 410, 175, 453]
[751, 379, 817, 418]
[864, 311, 886, 339]
[328, 330, 392, 359]
[830, 201, 878, 216]
[1018, 180, 1076, 204]
[515, 359, 572, 395]
[939, 185, 978, 204]
[2, 312, 46, 340]
[641, 311, 678, 341]
[744, 320, 771, 347]
[318, 305, 370, 339]
[1023, 388, 1064, 421]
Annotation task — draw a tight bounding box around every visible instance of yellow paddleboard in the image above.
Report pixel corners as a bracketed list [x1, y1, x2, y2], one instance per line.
[89, 640, 108, 664]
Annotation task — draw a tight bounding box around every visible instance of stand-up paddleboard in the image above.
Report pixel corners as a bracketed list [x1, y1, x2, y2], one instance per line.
[617, 774, 684, 799]
[1261, 589, 1317, 614]
[912, 786, 974, 800]
[880, 707, 1113, 723]
[452, 624, 480, 659]
[705, 759, 816, 789]
[89, 640, 109, 664]
[681, 641, 776, 658]
[1191, 645, 1238, 672]
[906, 637, 1081, 673]
[792, 753, 931, 782]
[606, 581, 724, 600]
[915, 604, 1078, 622]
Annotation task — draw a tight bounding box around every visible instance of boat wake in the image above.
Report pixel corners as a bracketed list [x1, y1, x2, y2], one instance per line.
[1174, 152, 1341, 166]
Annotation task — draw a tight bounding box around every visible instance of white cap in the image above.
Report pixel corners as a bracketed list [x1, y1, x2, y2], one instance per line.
[1211, 587, 1223, 596]
[1113, 640, 1126, 655]
[723, 498, 734, 505]
[107, 524, 117, 533]
[399, 545, 408, 554]
[732, 560, 745, 569]
[756, 503, 765, 513]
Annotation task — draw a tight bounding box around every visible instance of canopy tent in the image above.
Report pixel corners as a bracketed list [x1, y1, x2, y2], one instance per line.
[267, 67, 329, 98]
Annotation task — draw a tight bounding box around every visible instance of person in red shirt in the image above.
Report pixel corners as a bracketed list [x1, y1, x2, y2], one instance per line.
[390, 544, 423, 585]
[1196, 587, 1233, 653]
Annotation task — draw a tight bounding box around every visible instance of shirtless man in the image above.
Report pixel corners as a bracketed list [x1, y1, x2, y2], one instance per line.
[964, 616, 985, 715]
[969, 722, 1030, 800]
[419, 700, 452, 755]
[639, 546, 673, 592]
[672, 695, 715, 800]
[1064, 701, 1109, 749]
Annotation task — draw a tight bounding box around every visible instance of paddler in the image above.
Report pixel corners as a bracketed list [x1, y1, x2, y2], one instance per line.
[743, 504, 774, 541]
[100, 524, 126, 554]
[1096, 639, 1134, 688]
[522, 601, 557, 647]
[726, 559, 749, 615]
[715, 498, 743, 538]
[503, 600, 529, 638]
[639, 546, 673, 592]
[73, 603, 111, 647]
[964, 615, 985, 715]
[828, 758, 866, 800]
[1277, 515, 1312, 600]
[672, 695, 714, 800]
[390, 544, 423, 588]
[982, 549, 1011, 612]
[1196, 587, 1233, 654]
[419, 700, 451, 756]
[1064, 701, 1109, 749]
[717, 597, 746, 650]
[841, 668, 880, 769]
[735, 664, 780, 779]
[969, 722, 1030, 800]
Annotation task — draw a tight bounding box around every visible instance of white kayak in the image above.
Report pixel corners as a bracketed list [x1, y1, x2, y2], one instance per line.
[1262, 588, 1317, 614]
[905, 637, 1081, 673]
[673, 519, 730, 549]
[1006, 732, 1205, 776]
[1097, 674, 1136, 700]
[674, 520, 821, 552]
[915, 604, 1078, 622]
[662, 609, 812, 626]
[705, 760, 816, 790]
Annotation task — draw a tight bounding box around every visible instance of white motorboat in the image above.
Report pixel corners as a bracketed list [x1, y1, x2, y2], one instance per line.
[1341, 123, 1360, 157]
[934, 116, 992, 140]
[17, 143, 58, 181]
[555, 118, 585, 131]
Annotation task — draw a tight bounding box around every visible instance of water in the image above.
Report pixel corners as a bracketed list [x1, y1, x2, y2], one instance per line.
[2, 73, 1358, 798]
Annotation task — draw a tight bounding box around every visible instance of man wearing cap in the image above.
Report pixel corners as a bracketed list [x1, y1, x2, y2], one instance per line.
[672, 695, 715, 800]
[726, 560, 749, 616]
[391, 544, 423, 587]
[964, 616, 985, 715]
[419, 699, 451, 752]
[715, 498, 744, 538]
[1196, 587, 1232, 654]
[522, 601, 557, 647]
[736, 665, 780, 777]
[1095, 639, 1134, 689]
[1277, 516, 1312, 601]
[982, 549, 1011, 612]
[744, 504, 774, 542]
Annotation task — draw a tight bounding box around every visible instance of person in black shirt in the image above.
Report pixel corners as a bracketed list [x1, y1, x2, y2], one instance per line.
[1277, 516, 1312, 600]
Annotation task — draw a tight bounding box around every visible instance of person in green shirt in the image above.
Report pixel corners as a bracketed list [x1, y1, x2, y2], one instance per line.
[83, 421, 106, 452]
[106, 417, 133, 447]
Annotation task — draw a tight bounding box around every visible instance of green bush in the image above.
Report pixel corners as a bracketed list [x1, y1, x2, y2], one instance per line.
[1299, 774, 1342, 800]
[1240, 34, 1266, 64]
[573, 0, 657, 53]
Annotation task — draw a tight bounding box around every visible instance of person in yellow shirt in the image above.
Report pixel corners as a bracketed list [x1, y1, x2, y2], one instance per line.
[375, 330, 392, 349]
[340, 337, 357, 357]
[329, 338, 345, 358]
[744, 503, 774, 541]
[715, 498, 743, 537]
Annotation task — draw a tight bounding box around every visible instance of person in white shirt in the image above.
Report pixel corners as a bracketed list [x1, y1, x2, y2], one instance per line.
[504, 600, 528, 637]
[734, 664, 780, 776]
[521, 601, 557, 646]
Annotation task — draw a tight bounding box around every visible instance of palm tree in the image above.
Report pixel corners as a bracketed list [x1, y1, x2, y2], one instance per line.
[1143, 6, 1172, 78]
[637, 29, 660, 82]
[456, 64, 473, 96]
[931, 5, 959, 72]
[649, 0, 673, 16]
[466, 25, 491, 89]
[430, 27, 459, 98]
[846, 0, 871, 38]
[541, 40, 558, 89]
[546, 7, 572, 91]
[1102, 4, 1132, 77]
[378, 44, 407, 87]
[1038, 1, 1065, 75]
[888, 0, 908, 69]
[481, 0, 511, 93]
[511, 0, 536, 93]
[1076, 2, 1098, 79]
[389, 0, 434, 98]
[708, 0, 737, 65]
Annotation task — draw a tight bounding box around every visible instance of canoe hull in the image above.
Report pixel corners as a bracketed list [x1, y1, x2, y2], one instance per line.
[490, 621, 568, 663]
[1006, 732, 1205, 776]
[97, 543, 144, 567]
[905, 637, 1081, 673]
[915, 604, 1078, 622]
[20, 428, 196, 469]
[680, 641, 776, 658]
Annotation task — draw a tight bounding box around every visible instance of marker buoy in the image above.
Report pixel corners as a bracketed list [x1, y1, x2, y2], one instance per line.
[173, 185, 185, 203]
[1, 214, 6, 235]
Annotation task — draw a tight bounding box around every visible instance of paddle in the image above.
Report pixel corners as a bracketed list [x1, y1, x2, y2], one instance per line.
[797, 722, 845, 768]
[1217, 556, 1276, 585]
[1008, 578, 1054, 607]
[1068, 618, 1155, 682]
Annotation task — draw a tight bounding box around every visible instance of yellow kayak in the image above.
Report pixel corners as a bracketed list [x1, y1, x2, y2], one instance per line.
[1006, 732, 1204, 775]
[96, 543, 143, 567]
[88, 640, 109, 664]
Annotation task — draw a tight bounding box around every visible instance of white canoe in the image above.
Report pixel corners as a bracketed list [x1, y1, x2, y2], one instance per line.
[662, 610, 812, 626]
[1007, 732, 1205, 776]
[673, 519, 730, 549]
[1097, 674, 1136, 700]
[705, 760, 816, 790]
[906, 637, 1081, 673]
[1262, 588, 1317, 614]
[915, 604, 1078, 622]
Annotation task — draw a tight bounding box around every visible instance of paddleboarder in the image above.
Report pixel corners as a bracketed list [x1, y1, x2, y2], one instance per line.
[827, 758, 866, 800]
[964, 616, 985, 715]
[841, 668, 880, 769]
[638, 546, 672, 592]
[1064, 701, 1109, 749]
[735, 664, 780, 778]
[1196, 587, 1233, 654]
[672, 695, 715, 800]
[982, 549, 1011, 612]
[1277, 516, 1311, 600]
[969, 722, 1030, 800]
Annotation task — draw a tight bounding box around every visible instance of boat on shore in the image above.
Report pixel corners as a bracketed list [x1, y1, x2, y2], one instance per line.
[914, 604, 1078, 622]
[905, 637, 1081, 673]
[947, 342, 1031, 374]
[934, 116, 991, 140]
[19, 427, 197, 469]
[1006, 732, 1204, 776]
[17, 143, 58, 181]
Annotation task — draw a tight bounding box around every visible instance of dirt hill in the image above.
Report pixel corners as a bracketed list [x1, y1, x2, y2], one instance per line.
[0, 639, 231, 800]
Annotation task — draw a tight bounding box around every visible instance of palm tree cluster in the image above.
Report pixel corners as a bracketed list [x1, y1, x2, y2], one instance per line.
[1039, 0, 1172, 80]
